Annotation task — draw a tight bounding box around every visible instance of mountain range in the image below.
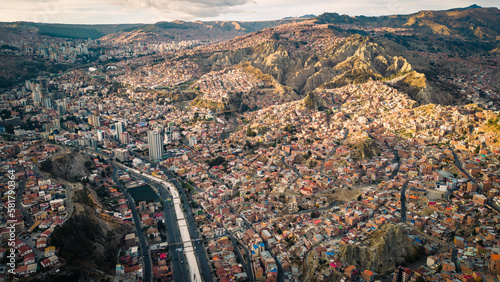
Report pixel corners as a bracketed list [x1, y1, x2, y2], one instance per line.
[1, 5, 499, 43]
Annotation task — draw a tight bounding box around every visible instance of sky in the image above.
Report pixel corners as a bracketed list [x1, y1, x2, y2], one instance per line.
[0, 0, 498, 24]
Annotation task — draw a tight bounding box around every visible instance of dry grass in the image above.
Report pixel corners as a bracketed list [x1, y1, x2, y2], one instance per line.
[404, 71, 426, 88]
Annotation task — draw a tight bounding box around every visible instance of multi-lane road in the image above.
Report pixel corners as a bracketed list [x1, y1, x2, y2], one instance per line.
[114, 162, 213, 282]
[158, 172, 214, 282]
[153, 182, 191, 282]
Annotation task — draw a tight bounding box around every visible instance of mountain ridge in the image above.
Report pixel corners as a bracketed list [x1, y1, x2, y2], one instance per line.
[0, 5, 498, 42]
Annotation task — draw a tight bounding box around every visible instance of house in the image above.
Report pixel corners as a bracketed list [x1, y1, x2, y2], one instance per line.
[473, 194, 487, 206]
[361, 270, 376, 282]
[23, 253, 35, 265]
[14, 263, 37, 277]
[17, 245, 33, 257]
[125, 233, 137, 247]
[36, 237, 48, 250]
[345, 265, 357, 279]
[44, 246, 56, 257]
[40, 255, 59, 268]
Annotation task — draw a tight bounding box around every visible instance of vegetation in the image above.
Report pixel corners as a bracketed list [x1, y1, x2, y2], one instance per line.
[39, 158, 53, 172]
[51, 214, 97, 265]
[283, 124, 296, 133]
[246, 125, 257, 137]
[206, 156, 226, 167]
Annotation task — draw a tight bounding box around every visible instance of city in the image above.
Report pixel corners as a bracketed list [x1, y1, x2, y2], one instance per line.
[0, 2, 499, 282]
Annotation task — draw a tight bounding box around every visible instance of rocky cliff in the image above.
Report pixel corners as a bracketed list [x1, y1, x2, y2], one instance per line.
[46, 150, 96, 182]
[194, 34, 418, 96]
[339, 223, 416, 275]
[350, 138, 381, 161]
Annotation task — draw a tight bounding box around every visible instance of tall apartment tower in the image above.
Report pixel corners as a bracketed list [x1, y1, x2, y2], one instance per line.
[120, 132, 130, 144]
[115, 122, 125, 139]
[147, 130, 163, 162]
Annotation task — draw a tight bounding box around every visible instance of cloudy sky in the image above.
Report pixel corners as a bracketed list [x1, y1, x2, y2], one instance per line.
[0, 0, 498, 24]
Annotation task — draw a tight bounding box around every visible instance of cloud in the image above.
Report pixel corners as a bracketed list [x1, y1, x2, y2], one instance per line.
[106, 0, 255, 19]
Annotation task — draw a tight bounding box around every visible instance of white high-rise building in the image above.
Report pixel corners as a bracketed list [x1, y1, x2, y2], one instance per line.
[148, 130, 163, 162]
[189, 135, 197, 146]
[97, 130, 105, 141]
[44, 98, 52, 108]
[33, 91, 41, 103]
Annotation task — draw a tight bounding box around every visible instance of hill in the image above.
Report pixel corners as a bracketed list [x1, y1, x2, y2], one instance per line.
[39, 150, 96, 182]
[186, 22, 468, 107]
[339, 223, 417, 275]
[316, 5, 500, 40]
[49, 189, 133, 281]
[100, 18, 312, 44]
[0, 22, 144, 39]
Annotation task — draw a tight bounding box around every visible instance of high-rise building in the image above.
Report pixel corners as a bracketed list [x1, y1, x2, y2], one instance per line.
[44, 98, 52, 108]
[148, 130, 163, 161]
[189, 135, 197, 146]
[115, 122, 125, 139]
[32, 91, 41, 103]
[90, 138, 98, 149]
[89, 115, 100, 127]
[63, 98, 69, 110]
[57, 104, 66, 116]
[114, 148, 130, 162]
[97, 130, 105, 141]
[53, 119, 61, 131]
[120, 132, 130, 144]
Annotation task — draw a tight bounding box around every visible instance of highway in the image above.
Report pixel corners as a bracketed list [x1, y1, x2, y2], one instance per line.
[153, 182, 191, 282]
[112, 166, 152, 282]
[162, 172, 214, 282]
[113, 162, 210, 282]
[82, 146, 210, 282]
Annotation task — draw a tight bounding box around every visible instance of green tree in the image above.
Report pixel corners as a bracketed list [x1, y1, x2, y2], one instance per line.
[283, 124, 295, 133]
[40, 158, 53, 172]
[246, 125, 256, 137]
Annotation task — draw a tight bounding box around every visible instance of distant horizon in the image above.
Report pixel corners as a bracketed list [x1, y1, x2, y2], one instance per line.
[0, 0, 498, 25]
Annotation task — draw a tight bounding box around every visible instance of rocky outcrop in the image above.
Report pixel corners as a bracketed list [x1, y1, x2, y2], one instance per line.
[339, 223, 416, 275]
[49, 150, 96, 182]
[201, 35, 418, 95]
[300, 92, 327, 110]
[350, 138, 381, 161]
[388, 71, 468, 106]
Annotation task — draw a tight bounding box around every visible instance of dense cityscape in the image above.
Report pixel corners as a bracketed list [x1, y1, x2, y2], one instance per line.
[0, 3, 499, 282]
